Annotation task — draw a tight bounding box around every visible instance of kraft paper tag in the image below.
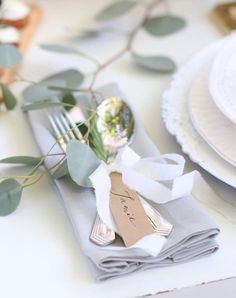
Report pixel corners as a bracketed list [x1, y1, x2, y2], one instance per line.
[109, 172, 154, 247]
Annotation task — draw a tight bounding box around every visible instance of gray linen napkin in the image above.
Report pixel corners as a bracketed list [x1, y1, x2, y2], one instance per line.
[26, 83, 219, 281]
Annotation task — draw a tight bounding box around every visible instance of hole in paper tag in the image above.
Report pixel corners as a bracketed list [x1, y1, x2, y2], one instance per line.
[109, 172, 154, 247]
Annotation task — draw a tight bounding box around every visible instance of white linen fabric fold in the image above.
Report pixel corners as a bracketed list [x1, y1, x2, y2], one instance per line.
[26, 83, 219, 281]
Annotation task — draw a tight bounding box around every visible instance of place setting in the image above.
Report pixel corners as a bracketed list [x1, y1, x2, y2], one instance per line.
[162, 33, 236, 187]
[19, 82, 219, 281]
[0, 81, 221, 281]
[0, 0, 233, 286]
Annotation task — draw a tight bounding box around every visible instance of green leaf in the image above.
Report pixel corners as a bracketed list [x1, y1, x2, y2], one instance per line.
[67, 140, 100, 187]
[78, 29, 102, 39]
[62, 94, 77, 111]
[144, 15, 186, 37]
[22, 100, 64, 112]
[0, 45, 22, 68]
[23, 69, 84, 103]
[89, 125, 108, 162]
[23, 85, 60, 103]
[0, 156, 42, 166]
[76, 27, 112, 39]
[51, 159, 69, 179]
[96, 1, 136, 21]
[77, 123, 88, 136]
[1, 83, 17, 110]
[0, 179, 22, 216]
[42, 69, 84, 88]
[40, 44, 81, 55]
[132, 54, 176, 73]
[47, 86, 79, 92]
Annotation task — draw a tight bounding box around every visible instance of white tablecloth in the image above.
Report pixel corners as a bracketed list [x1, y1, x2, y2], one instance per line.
[0, 1, 236, 297]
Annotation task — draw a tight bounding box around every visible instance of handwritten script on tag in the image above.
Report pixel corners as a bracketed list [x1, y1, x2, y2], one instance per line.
[109, 172, 154, 247]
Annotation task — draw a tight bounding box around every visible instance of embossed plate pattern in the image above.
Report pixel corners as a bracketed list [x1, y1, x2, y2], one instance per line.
[162, 39, 236, 188]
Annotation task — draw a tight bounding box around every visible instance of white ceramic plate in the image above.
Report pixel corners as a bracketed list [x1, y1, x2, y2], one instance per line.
[209, 34, 236, 124]
[188, 58, 236, 167]
[162, 39, 236, 188]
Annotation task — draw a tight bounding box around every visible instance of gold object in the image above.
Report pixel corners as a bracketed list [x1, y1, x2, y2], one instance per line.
[211, 2, 236, 34]
[0, 4, 42, 103]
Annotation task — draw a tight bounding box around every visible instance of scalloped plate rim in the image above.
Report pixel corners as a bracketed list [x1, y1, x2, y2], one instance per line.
[161, 38, 236, 188]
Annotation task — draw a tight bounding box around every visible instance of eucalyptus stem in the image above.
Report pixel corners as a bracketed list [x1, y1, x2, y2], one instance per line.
[84, 110, 97, 141]
[22, 156, 66, 188]
[22, 139, 65, 186]
[75, 50, 101, 67]
[22, 157, 45, 185]
[88, 0, 163, 90]
[22, 171, 46, 188]
[1, 175, 39, 180]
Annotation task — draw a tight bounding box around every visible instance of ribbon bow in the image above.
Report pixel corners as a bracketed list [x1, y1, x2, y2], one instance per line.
[89, 146, 197, 234]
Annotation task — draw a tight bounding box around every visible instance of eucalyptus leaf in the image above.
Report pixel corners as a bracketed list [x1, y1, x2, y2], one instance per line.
[23, 69, 84, 103]
[78, 29, 101, 39]
[0, 44, 22, 68]
[1, 83, 17, 110]
[51, 159, 69, 179]
[144, 15, 186, 36]
[0, 156, 42, 166]
[76, 27, 112, 40]
[39, 43, 96, 64]
[47, 86, 80, 92]
[62, 94, 77, 111]
[67, 140, 100, 187]
[22, 100, 65, 112]
[96, 1, 136, 21]
[43, 69, 84, 88]
[40, 44, 81, 55]
[132, 54, 176, 73]
[23, 85, 61, 103]
[0, 179, 22, 216]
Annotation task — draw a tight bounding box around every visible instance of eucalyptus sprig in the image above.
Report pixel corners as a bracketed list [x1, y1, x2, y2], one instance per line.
[0, 113, 105, 215]
[0, 0, 187, 216]
[38, 0, 186, 91]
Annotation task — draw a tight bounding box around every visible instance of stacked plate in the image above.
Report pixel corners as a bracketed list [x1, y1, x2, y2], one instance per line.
[162, 34, 236, 188]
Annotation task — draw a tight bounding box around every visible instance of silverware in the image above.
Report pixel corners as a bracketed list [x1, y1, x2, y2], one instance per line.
[47, 101, 173, 247]
[96, 97, 134, 160]
[94, 97, 172, 244]
[141, 200, 172, 236]
[47, 109, 116, 246]
[90, 214, 116, 246]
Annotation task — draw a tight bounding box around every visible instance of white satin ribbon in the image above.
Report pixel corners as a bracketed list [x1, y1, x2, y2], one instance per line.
[89, 146, 197, 235]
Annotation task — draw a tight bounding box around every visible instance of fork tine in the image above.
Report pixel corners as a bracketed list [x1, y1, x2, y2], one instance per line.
[63, 110, 83, 141]
[47, 111, 67, 153]
[48, 113, 60, 138]
[53, 113, 71, 144]
[48, 109, 82, 146]
[58, 113, 76, 140]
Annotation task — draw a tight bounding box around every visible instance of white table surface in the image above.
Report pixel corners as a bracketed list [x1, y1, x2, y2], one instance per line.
[1, 1, 236, 297]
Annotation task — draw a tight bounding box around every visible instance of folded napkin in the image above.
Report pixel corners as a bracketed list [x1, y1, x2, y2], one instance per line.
[26, 83, 219, 281]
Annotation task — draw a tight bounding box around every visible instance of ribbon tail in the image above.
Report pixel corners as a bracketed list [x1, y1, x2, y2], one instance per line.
[122, 167, 197, 204]
[89, 162, 118, 233]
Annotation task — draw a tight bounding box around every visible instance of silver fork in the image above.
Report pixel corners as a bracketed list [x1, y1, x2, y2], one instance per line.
[47, 109, 173, 246]
[47, 109, 116, 246]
